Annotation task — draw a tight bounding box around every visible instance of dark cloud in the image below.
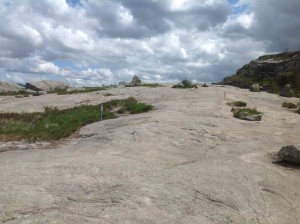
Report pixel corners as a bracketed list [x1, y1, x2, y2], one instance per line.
[248, 0, 300, 51]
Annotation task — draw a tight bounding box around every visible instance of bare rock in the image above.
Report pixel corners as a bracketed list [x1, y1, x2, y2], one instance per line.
[278, 145, 300, 165]
[26, 80, 69, 92]
[0, 81, 24, 93]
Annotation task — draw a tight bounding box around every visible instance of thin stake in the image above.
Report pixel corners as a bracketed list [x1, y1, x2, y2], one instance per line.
[100, 104, 103, 121]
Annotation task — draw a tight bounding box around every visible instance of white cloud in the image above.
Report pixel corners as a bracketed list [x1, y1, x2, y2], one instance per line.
[0, 0, 299, 86]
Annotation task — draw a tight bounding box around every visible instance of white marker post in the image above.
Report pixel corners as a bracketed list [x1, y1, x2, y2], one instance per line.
[100, 104, 103, 121]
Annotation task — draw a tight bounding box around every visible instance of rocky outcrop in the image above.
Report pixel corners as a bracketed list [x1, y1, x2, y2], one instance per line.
[219, 51, 300, 96]
[26, 80, 69, 92]
[0, 81, 24, 93]
[278, 145, 300, 165]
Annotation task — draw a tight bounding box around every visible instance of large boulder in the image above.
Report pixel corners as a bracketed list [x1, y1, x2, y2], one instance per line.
[280, 84, 294, 97]
[0, 81, 24, 93]
[277, 145, 300, 165]
[26, 80, 69, 92]
[250, 84, 260, 92]
[131, 75, 141, 86]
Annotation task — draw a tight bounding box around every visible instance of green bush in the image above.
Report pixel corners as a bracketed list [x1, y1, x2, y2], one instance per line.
[282, 102, 297, 109]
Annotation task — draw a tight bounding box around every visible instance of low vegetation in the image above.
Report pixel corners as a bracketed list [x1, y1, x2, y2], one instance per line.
[52, 87, 107, 95]
[0, 97, 153, 142]
[232, 107, 262, 118]
[226, 101, 247, 107]
[0, 90, 30, 96]
[125, 83, 163, 87]
[282, 102, 297, 109]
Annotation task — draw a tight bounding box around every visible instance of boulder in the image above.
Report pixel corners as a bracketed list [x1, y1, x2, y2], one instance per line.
[0, 81, 24, 93]
[238, 111, 262, 121]
[26, 80, 69, 92]
[277, 145, 300, 165]
[280, 84, 294, 97]
[131, 75, 141, 86]
[250, 84, 260, 92]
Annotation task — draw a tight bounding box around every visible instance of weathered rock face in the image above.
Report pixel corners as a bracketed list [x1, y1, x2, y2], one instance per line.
[219, 51, 300, 95]
[0, 81, 24, 93]
[26, 80, 69, 92]
[278, 145, 300, 165]
[131, 75, 141, 86]
[280, 84, 294, 97]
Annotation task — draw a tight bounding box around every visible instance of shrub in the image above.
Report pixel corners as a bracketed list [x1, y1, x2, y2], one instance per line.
[282, 102, 297, 109]
[233, 101, 247, 107]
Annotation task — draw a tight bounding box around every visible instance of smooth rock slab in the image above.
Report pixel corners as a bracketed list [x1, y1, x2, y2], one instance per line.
[26, 80, 69, 92]
[0, 81, 24, 93]
[277, 145, 300, 164]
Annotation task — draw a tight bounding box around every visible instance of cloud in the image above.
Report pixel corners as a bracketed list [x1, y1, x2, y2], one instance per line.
[0, 0, 299, 86]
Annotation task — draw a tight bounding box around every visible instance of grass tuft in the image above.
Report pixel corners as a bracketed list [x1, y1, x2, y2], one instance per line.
[282, 102, 297, 109]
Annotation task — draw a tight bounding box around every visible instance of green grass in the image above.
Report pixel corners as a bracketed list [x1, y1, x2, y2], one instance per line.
[125, 83, 163, 87]
[0, 97, 153, 142]
[0, 90, 30, 96]
[282, 102, 297, 109]
[233, 101, 247, 107]
[53, 87, 107, 95]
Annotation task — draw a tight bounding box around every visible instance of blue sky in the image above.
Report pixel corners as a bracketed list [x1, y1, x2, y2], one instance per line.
[0, 0, 299, 86]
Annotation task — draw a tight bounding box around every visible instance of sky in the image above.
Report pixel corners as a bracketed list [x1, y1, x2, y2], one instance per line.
[0, 0, 299, 86]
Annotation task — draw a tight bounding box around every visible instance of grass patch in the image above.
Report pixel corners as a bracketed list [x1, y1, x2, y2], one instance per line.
[125, 83, 163, 87]
[0, 97, 153, 142]
[0, 90, 30, 96]
[282, 102, 297, 109]
[232, 108, 262, 118]
[50, 87, 107, 95]
[233, 101, 247, 107]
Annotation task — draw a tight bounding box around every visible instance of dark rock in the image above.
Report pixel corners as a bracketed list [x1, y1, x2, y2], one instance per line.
[280, 84, 294, 97]
[277, 145, 300, 165]
[131, 75, 141, 86]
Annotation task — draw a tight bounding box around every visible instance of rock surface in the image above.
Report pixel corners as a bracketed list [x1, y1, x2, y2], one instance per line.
[277, 145, 300, 164]
[0, 81, 24, 93]
[26, 80, 69, 91]
[0, 85, 300, 223]
[280, 84, 294, 97]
